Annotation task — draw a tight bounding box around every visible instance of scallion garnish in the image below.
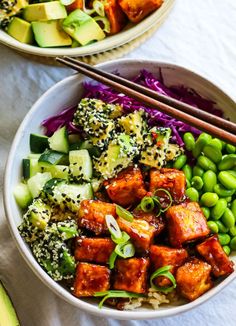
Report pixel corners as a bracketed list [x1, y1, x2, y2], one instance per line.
[105, 215, 122, 239]
[139, 189, 173, 216]
[94, 290, 144, 309]
[150, 265, 176, 293]
[154, 188, 173, 212]
[116, 205, 134, 222]
[111, 231, 130, 244]
[140, 196, 155, 212]
[115, 242, 135, 258]
[109, 251, 117, 269]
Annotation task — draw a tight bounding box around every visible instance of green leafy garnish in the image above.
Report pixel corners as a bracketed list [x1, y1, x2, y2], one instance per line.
[154, 188, 173, 212]
[94, 290, 144, 309]
[109, 251, 117, 269]
[150, 265, 176, 293]
[105, 214, 122, 239]
[115, 242, 135, 258]
[140, 196, 155, 212]
[116, 205, 133, 222]
[111, 231, 130, 244]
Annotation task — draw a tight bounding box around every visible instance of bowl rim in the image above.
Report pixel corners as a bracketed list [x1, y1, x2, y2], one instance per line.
[0, 0, 175, 57]
[4, 58, 236, 320]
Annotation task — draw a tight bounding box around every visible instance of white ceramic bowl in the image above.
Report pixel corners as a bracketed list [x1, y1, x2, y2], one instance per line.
[4, 59, 236, 320]
[0, 0, 174, 57]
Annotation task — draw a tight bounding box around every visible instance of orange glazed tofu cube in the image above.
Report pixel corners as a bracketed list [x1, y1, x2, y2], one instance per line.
[104, 167, 147, 207]
[78, 200, 116, 235]
[133, 208, 166, 236]
[118, 0, 163, 23]
[176, 258, 213, 301]
[114, 258, 149, 293]
[104, 0, 127, 34]
[75, 238, 115, 264]
[196, 235, 234, 277]
[117, 217, 156, 252]
[73, 263, 110, 297]
[150, 245, 188, 287]
[150, 168, 186, 204]
[166, 201, 210, 248]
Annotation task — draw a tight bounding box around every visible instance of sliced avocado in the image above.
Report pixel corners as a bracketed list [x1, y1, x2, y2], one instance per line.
[23, 1, 67, 22]
[62, 9, 105, 45]
[94, 134, 138, 179]
[0, 0, 28, 27]
[0, 281, 20, 326]
[27, 198, 51, 230]
[7, 17, 33, 44]
[166, 143, 183, 161]
[118, 110, 147, 145]
[139, 127, 171, 168]
[32, 20, 72, 47]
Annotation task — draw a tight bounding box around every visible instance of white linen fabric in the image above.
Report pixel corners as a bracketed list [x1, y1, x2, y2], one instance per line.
[0, 0, 236, 325]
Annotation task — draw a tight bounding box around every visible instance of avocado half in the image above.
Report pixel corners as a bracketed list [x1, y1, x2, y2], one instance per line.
[0, 281, 20, 326]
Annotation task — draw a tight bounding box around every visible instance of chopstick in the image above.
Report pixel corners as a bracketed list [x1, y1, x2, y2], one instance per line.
[56, 56, 236, 146]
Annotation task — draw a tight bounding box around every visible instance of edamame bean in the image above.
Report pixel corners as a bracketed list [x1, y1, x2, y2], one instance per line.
[202, 170, 217, 192]
[218, 171, 236, 190]
[201, 192, 219, 207]
[173, 154, 187, 170]
[215, 221, 229, 233]
[230, 236, 236, 250]
[209, 138, 223, 151]
[191, 176, 203, 190]
[229, 226, 236, 237]
[192, 133, 212, 158]
[214, 184, 235, 197]
[226, 144, 236, 154]
[221, 140, 226, 150]
[186, 179, 191, 188]
[193, 166, 204, 177]
[207, 221, 219, 233]
[211, 198, 227, 220]
[223, 245, 231, 256]
[197, 155, 217, 172]
[186, 187, 199, 201]
[201, 207, 210, 219]
[183, 132, 195, 151]
[218, 233, 231, 245]
[218, 154, 236, 171]
[202, 144, 222, 163]
[228, 170, 236, 178]
[225, 196, 232, 203]
[221, 208, 235, 228]
[182, 164, 192, 181]
[231, 199, 236, 217]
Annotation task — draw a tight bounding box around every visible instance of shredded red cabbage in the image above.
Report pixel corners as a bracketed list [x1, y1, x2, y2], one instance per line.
[42, 70, 222, 146]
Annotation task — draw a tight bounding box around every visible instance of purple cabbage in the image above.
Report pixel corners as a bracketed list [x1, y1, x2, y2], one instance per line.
[41, 70, 222, 146]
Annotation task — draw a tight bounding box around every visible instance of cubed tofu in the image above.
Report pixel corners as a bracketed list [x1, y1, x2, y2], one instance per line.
[150, 168, 186, 204]
[73, 263, 110, 297]
[150, 245, 188, 287]
[104, 166, 147, 207]
[75, 237, 115, 264]
[117, 217, 156, 252]
[166, 201, 210, 248]
[113, 258, 149, 293]
[133, 208, 166, 236]
[196, 235, 234, 277]
[104, 0, 127, 34]
[118, 0, 163, 23]
[176, 258, 213, 301]
[78, 200, 116, 235]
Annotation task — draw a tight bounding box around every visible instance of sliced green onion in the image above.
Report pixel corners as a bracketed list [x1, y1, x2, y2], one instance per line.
[82, 0, 95, 15]
[111, 231, 130, 244]
[154, 188, 173, 212]
[116, 205, 133, 222]
[94, 290, 144, 309]
[105, 214, 122, 239]
[93, 0, 105, 16]
[60, 0, 75, 5]
[109, 251, 117, 269]
[115, 242, 135, 258]
[94, 16, 111, 33]
[140, 196, 155, 212]
[150, 265, 176, 293]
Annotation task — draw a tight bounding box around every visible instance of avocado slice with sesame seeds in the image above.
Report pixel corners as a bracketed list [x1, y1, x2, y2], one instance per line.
[139, 127, 171, 168]
[27, 198, 51, 230]
[166, 143, 183, 162]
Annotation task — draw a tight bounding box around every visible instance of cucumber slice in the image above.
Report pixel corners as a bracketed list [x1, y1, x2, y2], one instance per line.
[43, 179, 93, 212]
[42, 165, 69, 180]
[79, 140, 101, 157]
[30, 133, 49, 153]
[39, 149, 68, 167]
[48, 126, 69, 154]
[28, 153, 41, 160]
[14, 182, 32, 209]
[69, 149, 93, 181]
[27, 198, 51, 230]
[23, 158, 41, 179]
[27, 172, 52, 198]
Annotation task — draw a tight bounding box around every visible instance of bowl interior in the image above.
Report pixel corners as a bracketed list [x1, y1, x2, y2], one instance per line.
[4, 59, 236, 320]
[0, 0, 174, 57]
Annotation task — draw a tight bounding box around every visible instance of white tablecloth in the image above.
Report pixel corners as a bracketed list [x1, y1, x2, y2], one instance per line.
[0, 0, 236, 325]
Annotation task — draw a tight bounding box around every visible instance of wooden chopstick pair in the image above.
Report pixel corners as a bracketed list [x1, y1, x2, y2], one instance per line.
[56, 56, 236, 145]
